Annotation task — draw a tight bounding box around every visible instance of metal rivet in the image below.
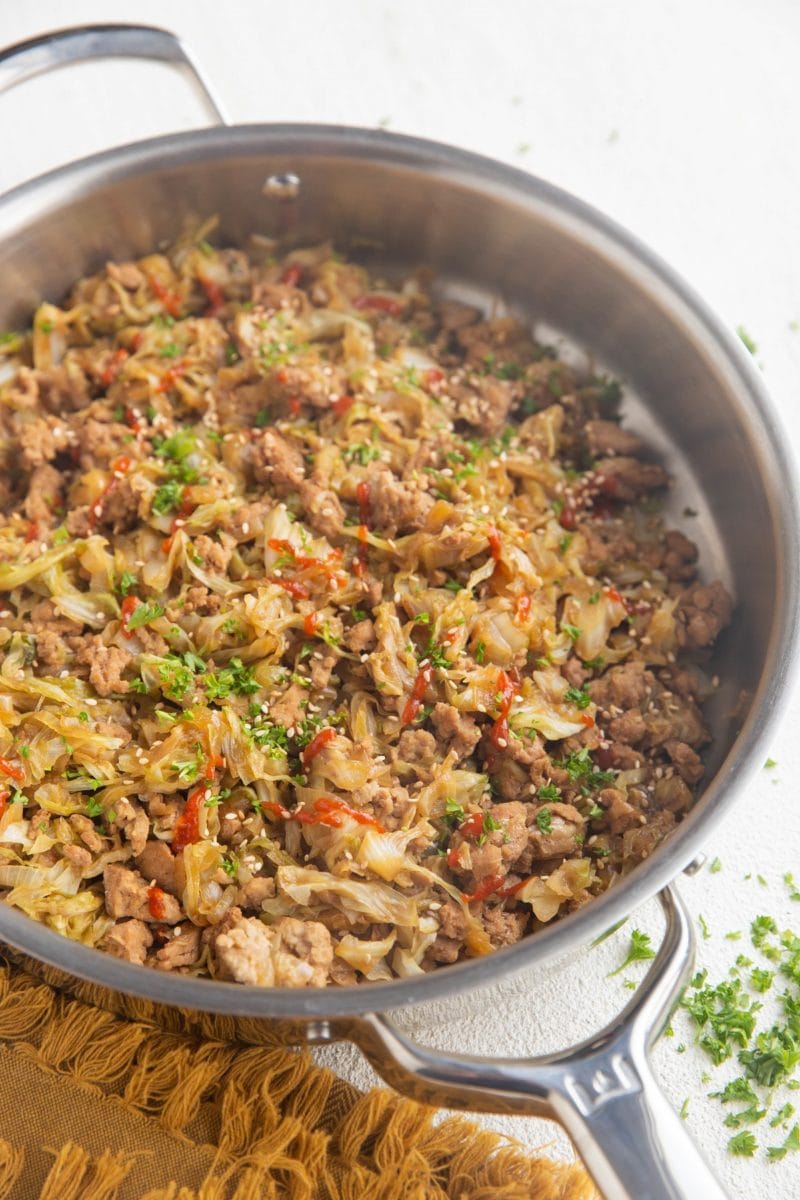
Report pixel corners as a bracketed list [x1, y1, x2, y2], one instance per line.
[682, 853, 706, 876]
[263, 172, 301, 199]
[305, 1019, 333, 1043]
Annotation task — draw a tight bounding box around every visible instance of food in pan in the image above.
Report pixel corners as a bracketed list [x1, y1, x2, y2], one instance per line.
[0, 233, 732, 986]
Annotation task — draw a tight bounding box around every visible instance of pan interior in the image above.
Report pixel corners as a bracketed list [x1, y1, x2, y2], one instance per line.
[0, 126, 793, 1018]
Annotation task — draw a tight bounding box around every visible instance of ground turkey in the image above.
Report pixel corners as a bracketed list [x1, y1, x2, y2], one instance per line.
[103, 863, 182, 924]
[155, 925, 201, 971]
[250, 428, 306, 493]
[214, 913, 333, 987]
[104, 919, 153, 965]
[74, 638, 133, 696]
[430, 702, 480, 761]
[364, 467, 434, 536]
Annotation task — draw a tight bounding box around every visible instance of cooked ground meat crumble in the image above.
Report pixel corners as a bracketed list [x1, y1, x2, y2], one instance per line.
[0, 232, 732, 986]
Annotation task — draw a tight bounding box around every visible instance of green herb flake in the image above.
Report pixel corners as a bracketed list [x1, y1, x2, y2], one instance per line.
[564, 685, 591, 710]
[152, 480, 184, 515]
[537, 783, 561, 802]
[767, 1124, 800, 1161]
[727, 1130, 758, 1157]
[443, 797, 466, 827]
[736, 325, 758, 356]
[126, 600, 165, 631]
[609, 929, 656, 977]
[536, 807, 552, 834]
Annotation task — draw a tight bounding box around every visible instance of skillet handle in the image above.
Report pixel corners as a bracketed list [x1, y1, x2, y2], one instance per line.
[344, 887, 728, 1200]
[0, 24, 228, 125]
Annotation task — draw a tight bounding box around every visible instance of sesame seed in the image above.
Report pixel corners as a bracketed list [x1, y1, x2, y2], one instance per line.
[241, 522, 250, 535]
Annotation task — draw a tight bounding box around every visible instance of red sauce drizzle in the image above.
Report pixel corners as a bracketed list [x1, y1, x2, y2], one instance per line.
[147, 884, 168, 920]
[302, 727, 336, 766]
[490, 668, 520, 750]
[146, 271, 182, 318]
[400, 664, 433, 727]
[459, 812, 486, 840]
[101, 348, 129, 388]
[354, 294, 403, 316]
[425, 368, 444, 385]
[89, 455, 132, 529]
[260, 795, 385, 832]
[515, 594, 531, 621]
[0, 759, 24, 783]
[332, 394, 354, 418]
[24, 521, 40, 544]
[353, 481, 371, 576]
[119, 594, 141, 638]
[603, 585, 627, 609]
[275, 578, 311, 600]
[173, 756, 224, 853]
[199, 275, 225, 316]
[307, 796, 385, 831]
[157, 362, 187, 394]
[462, 874, 506, 904]
[280, 263, 303, 287]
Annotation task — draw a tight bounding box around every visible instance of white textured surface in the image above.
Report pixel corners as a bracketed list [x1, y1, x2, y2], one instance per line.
[1, 3, 799, 1195]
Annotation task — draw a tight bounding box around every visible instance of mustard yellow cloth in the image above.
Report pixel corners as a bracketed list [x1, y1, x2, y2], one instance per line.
[0, 952, 596, 1199]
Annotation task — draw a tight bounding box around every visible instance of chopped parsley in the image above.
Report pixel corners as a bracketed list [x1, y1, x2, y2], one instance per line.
[474, 640, 486, 665]
[117, 570, 137, 597]
[554, 747, 614, 792]
[727, 1130, 758, 1157]
[536, 807, 553, 834]
[344, 442, 381, 465]
[609, 929, 656, 977]
[564, 685, 591, 710]
[152, 480, 184, 515]
[443, 797, 466, 826]
[537, 783, 561, 802]
[561, 622, 581, 642]
[126, 600, 165, 630]
[204, 658, 260, 702]
[767, 1124, 800, 1161]
[736, 325, 758, 356]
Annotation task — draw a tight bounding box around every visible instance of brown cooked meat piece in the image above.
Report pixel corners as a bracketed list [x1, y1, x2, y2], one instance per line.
[104, 919, 154, 965]
[214, 914, 333, 987]
[103, 864, 182, 925]
[74, 638, 132, 696]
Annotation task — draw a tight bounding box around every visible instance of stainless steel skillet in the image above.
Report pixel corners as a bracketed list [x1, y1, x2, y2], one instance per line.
[0, 24, 797, 1200]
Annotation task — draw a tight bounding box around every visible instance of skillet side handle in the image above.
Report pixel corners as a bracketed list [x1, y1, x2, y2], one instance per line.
[345, 887, 728, 1200]
[549, 1051, 729, 1200]
[0, 23, 228, 125]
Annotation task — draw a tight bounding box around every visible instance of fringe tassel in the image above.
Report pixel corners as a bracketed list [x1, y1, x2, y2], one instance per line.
[39, 1142, 92, 1200]
[0, 1138, 24, 1200]
[0, 958, 598, 1200]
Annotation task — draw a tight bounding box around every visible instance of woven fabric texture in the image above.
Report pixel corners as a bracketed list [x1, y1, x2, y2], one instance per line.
[0, 954, 597, 1199]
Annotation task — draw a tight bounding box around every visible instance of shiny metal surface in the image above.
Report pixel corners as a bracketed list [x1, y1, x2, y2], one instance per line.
[0, 23, 229, 125]
[0, 24, 796, 1199]
[348, 890, 725, 1200]
[0, 120, 795, 1020]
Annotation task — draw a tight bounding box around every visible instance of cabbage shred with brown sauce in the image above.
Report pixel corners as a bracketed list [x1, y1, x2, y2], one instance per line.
[0, 230, 733, 986]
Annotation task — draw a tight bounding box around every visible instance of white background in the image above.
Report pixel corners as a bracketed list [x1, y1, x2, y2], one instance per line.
[1, 3, 798, 1197]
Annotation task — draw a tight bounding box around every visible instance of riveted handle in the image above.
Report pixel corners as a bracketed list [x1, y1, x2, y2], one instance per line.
[347, 888, 729, 1200]
[0, 23, 228, 125]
